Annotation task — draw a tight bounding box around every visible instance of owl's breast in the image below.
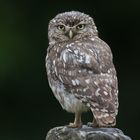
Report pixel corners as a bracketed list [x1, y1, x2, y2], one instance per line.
[47, 73, 89, 113]
[46, 46, 89, 113]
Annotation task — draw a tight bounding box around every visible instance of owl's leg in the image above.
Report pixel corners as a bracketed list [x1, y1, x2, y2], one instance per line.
[87, 114, 99, 127]
[87, 118, 99, 127]
[68, 112, 82, 128]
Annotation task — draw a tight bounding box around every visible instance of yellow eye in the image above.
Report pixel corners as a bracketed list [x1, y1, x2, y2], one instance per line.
[57, 25, 65, 31]
[76, 24, 85, 30]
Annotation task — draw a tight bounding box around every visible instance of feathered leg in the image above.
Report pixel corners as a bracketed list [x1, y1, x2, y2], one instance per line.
[68, 112, 82, 128]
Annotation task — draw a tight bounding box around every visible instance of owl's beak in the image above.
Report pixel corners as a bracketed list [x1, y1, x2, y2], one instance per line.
[69, 30, 73, 39]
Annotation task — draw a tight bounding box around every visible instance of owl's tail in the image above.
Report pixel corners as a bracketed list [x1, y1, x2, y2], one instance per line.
[91, 109, 116, 127]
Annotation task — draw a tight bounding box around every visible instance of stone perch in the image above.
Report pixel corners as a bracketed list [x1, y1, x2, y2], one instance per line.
[46, 125, 132, 140]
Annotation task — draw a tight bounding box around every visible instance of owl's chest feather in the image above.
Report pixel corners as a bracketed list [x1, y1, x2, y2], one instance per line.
[46, 42, 91, 113]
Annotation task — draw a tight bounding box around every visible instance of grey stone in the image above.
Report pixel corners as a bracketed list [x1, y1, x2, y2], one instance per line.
[46, 125, 132, 140]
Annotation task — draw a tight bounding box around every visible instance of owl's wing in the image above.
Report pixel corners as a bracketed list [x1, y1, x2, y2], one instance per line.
[55, 38, 118, 126]
[56, 37, 114, 85]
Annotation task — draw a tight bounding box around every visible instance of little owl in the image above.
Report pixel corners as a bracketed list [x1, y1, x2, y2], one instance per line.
[46, 11, 119, 128]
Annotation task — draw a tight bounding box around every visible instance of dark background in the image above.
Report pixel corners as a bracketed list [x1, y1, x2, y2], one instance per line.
[0, 0, 140, 140]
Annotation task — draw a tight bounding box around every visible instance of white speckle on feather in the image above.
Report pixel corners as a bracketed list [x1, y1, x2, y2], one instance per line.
[92, 103, 99, 107]
[74, 49, 79, 55]
[63, 63, 66, 68]
[83, 87, 89, 92]
[103, 91, 108, 95]
[78, 56, 83, 63]
[100, 65, 103, 69]
[85, 79, 90, 84]
[94, 81, 98, 86]
[68, 71, 72, 76]
[97, 114, 104, 119]
[68, 49, 72, 52]
[85, 55, 90, 64]
[90, 38, 95, 41]
[70, 43, 74, 45]
[101, 108, 108, 112]
[89, 49, 93, 53]
[109, 79, 113, 83]
[63, 53, 67, 62]
[52, 19, 56, 23]
[105, 84, 109, 88]
[75, 79, 80, 85]
[57, 48, 60, 53]
[95, 108, 99, 111]
[54, 67, 58, 75]
[78, 43, 82, 46]
[59, 75, 63, 82]
[72, 80, 76, 86]
[95, 88, 100, 96]
[104, 113, 109, 117]
[108, 69, 111, 73]
[88, 70, 93, 74]
[78, 70, 82, 73]
[97, 114, 109, 119]
[66, 44, 71, 47]
[80, 52, 84, 56]
[53, 60, 55, 65]
[100, 73, 104, 76]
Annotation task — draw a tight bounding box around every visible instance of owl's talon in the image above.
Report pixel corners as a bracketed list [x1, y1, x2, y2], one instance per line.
[67, 122, 82, 128]
[87, 122, 99, 128]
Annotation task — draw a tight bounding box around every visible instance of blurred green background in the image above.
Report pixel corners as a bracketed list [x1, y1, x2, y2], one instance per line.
[0, 0, 140, 140]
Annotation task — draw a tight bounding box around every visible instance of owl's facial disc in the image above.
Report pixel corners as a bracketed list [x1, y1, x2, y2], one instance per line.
[68, 24, 86, 39]
[56, 21, 87, 39]
[57, 22, 86, 39]
[67, 23, 86, 39]
[48, 11, 98, 43]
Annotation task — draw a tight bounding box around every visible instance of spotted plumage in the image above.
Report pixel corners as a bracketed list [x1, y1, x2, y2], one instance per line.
[46, 11, 119, 127]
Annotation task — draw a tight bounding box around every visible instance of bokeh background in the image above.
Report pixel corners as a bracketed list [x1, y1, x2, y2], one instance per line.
[0, 0, 140, 140]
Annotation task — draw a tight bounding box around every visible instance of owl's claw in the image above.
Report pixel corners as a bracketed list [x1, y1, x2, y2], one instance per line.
[67, 122, 82, 128]
[87, 122, 99, 128]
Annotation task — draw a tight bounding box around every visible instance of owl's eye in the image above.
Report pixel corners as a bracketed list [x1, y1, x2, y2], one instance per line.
[76, 24, 85, 30]
[57, 25, 65, 31]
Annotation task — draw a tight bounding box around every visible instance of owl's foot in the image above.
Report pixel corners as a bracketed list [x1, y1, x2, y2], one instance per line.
[68, 122, 82, 128]
[87, 122, 99, 128]
[87, 119, 99, 127]
[67, 112, 82, 128]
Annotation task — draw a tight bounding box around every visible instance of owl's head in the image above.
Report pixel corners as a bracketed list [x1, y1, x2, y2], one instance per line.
[48, 11, 98, 44]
